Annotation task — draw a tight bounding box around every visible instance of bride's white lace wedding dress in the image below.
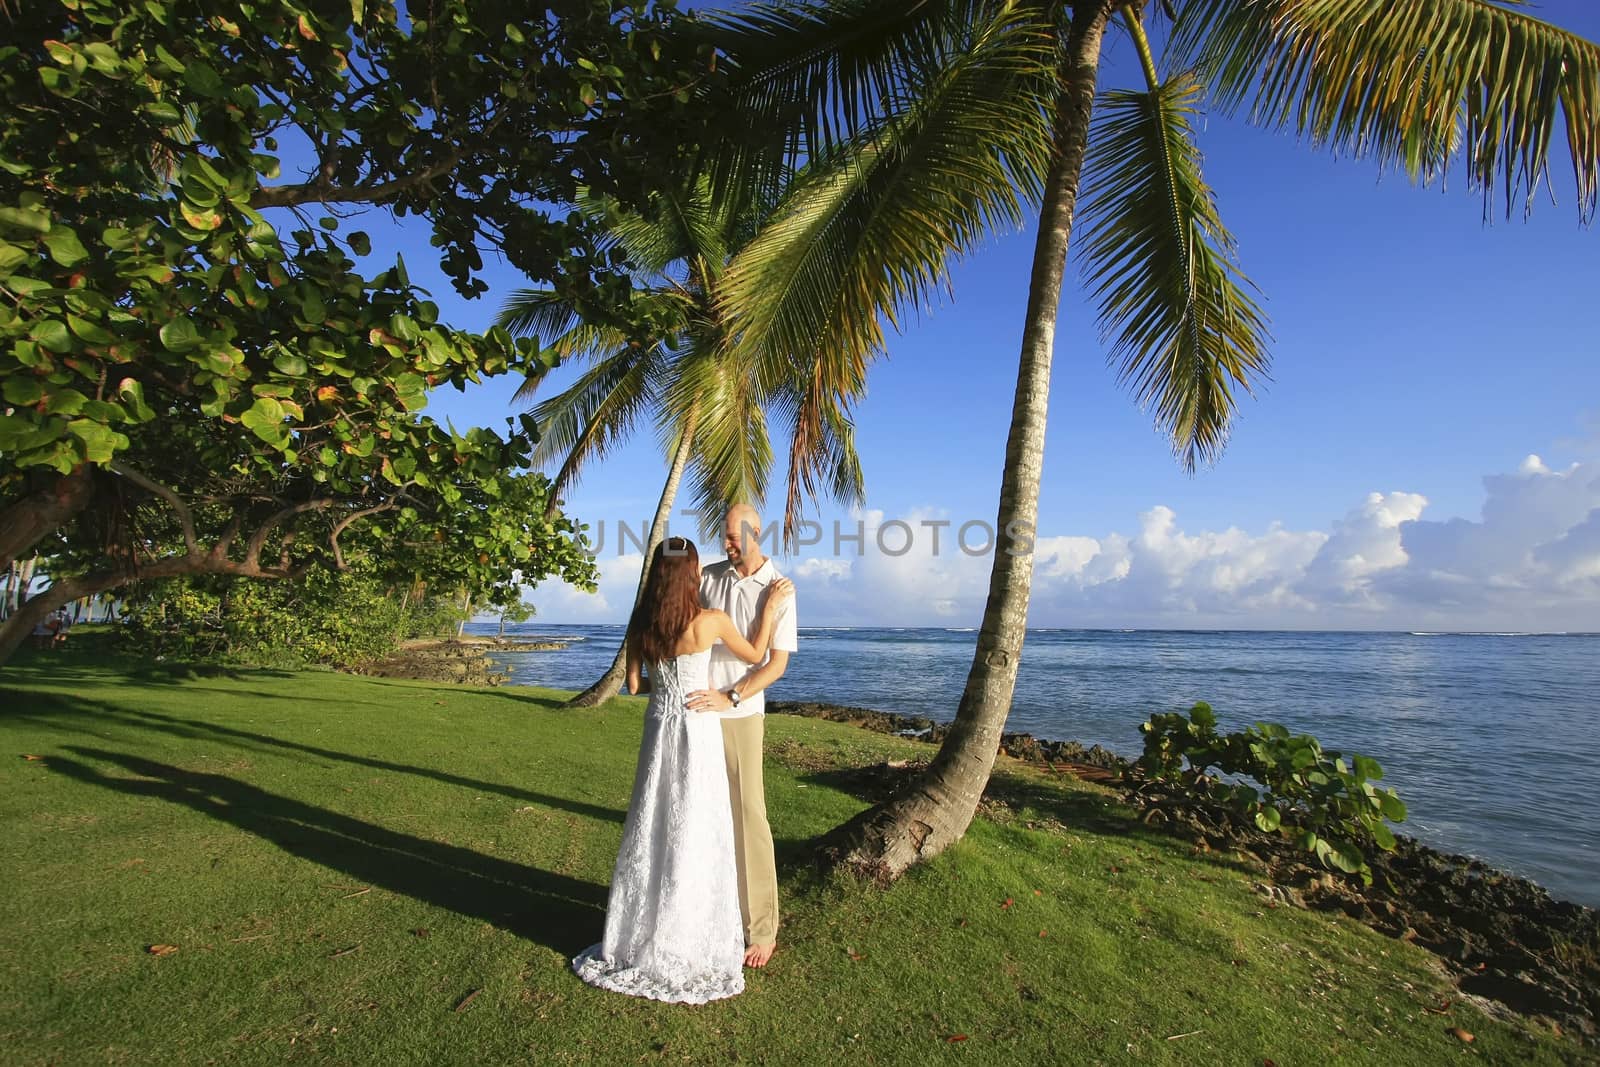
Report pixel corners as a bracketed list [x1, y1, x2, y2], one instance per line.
[571, 647, 745, 1004]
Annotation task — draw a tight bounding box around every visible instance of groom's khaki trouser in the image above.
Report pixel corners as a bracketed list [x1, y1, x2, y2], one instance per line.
[721, 712, 779, 946]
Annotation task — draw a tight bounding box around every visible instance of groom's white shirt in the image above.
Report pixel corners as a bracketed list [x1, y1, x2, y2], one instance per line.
[699, 556, 798, 719]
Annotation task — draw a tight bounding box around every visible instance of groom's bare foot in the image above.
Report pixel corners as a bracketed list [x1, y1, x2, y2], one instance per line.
[744, 942, 776, 968]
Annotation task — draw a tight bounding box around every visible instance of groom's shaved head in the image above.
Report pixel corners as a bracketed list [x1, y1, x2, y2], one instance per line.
[723, 504, 764, 565]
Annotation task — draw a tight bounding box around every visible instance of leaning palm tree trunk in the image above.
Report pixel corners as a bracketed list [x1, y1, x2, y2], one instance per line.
[819, 0, 1114, 878]
[566, 400, 702, 708]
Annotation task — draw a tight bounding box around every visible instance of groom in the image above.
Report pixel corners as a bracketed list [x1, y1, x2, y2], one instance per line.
[685, 504, 796, 968]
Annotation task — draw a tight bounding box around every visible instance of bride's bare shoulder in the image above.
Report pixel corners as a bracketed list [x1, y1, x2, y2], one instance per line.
[693, 609, 730, 638]
[672, 610, 726, 655]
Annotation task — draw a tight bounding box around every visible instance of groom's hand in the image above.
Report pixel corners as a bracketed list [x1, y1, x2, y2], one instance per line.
[685, 688, 734, 712]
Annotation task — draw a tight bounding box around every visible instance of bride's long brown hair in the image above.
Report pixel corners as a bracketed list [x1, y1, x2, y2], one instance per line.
[628, 537, 702, 662]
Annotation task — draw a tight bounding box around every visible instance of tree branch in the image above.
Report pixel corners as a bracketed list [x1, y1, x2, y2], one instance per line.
[251, 154, 460, 210]
[110, 461, 197, 557]
[244, 498, 336, 568]
[210, 511, 246, 563]
[328, 494, 405, 570]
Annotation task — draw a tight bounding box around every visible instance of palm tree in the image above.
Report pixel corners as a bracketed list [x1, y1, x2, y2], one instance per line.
[701, 0, 1599, 879]
[498, 179, 868, 706]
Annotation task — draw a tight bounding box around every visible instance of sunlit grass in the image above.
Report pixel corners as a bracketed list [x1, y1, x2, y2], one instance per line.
[0, 640, 1574, 1064]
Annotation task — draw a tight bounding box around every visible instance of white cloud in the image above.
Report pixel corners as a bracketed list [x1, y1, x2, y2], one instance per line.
[528, 447, 1600, 632]
[524, 551, 644, 623]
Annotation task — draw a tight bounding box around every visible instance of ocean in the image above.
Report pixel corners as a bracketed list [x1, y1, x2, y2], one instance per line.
[474, 623, 1600, 909]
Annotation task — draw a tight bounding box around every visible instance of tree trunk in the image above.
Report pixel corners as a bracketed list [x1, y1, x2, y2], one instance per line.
[565, 399, 701, 708]
[0, 556, 195, 665]
[0, 548, 314, 667]
[0, 466, 95, 574]
[818, 1, 1113, 879]
[12, 556, 38, 617]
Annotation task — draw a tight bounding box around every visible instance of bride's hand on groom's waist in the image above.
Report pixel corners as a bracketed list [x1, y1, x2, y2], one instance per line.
[685, 688, 733, 712]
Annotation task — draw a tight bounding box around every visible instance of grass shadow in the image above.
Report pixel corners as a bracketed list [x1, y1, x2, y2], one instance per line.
[3, 649, 299, 688]
[2, 690, 625, 825]
[796, 760, 1262, 878]
[46, 745, 606, 955]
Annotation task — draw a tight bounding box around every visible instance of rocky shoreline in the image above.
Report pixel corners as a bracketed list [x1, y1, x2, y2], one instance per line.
[767, 699, 1599, 1044]
[353, 636, 569, 686]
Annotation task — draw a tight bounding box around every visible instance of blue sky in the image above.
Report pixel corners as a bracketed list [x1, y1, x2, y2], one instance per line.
[348, 2, 1600, 630]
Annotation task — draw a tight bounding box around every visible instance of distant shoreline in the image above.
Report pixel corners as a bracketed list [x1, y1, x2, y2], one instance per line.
[480, 622, 1600, 637]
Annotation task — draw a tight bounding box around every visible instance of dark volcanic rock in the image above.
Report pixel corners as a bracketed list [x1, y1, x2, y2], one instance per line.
[1121, 774, 1600, 1042]
[354, 640, 508, 686]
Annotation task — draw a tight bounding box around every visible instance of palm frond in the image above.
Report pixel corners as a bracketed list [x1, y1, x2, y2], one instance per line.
[695, 0, 1004, 204]
[580, 180, 732, 279]
[666, 354, 773, 535]
[1170, 0, 1600, 220]
[771, 348, 869, 550]
[496, 288, 583, 342]
[717, 1, 1057, 404]
[523, 346, 664, 498]
[1078, 72, 1274, 471]
[502, 287, 696, 406]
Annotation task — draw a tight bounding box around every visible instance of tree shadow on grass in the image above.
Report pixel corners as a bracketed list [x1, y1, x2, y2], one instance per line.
[46, 745, 607, 956]
[3, 691, 625, 826]
[3, 642, 299, 686]
[795, 761, 1260, 878]
[352, 678, 623, 711]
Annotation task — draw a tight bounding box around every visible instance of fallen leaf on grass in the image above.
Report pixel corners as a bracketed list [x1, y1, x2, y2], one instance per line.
[1420, 1000, 1452, 1015]
[846, 948, 864, 961]
[1448, 1027, 1474, 1043]
[146, 944, 178, 956]
[21, 754, 44, 761]
[944, 1034, 968, 1043]
[1038, 930, 1047, 938]
[1000, 898, 1013, 910]
[1032, 889, 1041, 896]
[412, 928, 430, 938]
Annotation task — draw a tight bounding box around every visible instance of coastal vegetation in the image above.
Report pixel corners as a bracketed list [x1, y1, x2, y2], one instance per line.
[1138, 702, 1408, 885]
[0, 0, 709, 663]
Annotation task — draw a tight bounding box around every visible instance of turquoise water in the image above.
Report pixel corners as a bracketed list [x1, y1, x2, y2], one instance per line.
[478, 624, 1600, 908]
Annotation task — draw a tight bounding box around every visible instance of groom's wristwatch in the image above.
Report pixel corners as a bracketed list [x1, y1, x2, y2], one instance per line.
[727, 687, 742, 708]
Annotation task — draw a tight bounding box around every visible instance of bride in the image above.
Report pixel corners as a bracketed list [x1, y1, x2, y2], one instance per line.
[572, 536, 793, 1004]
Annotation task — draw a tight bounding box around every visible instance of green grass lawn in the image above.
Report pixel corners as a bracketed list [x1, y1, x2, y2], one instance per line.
[0, 639, 1585, 1065]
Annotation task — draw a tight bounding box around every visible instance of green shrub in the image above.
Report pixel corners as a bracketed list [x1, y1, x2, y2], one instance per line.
[1138, 702, 1407, 885]
[118, 569, 464, 668]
